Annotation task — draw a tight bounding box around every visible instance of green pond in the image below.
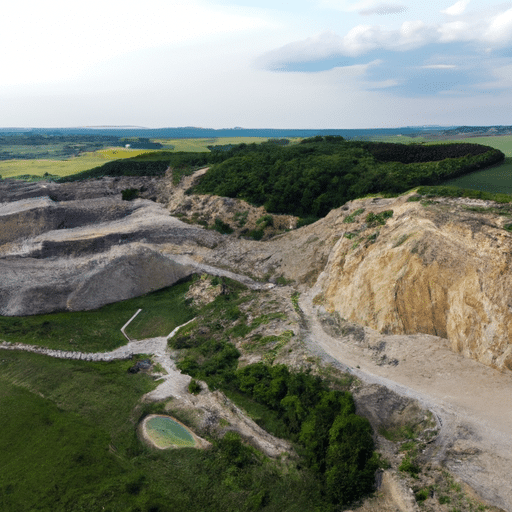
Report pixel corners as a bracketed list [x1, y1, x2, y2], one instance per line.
[145, 415, 196, 448]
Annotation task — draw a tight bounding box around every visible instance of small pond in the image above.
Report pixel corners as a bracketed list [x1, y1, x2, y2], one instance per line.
[144, 415, 197, 449]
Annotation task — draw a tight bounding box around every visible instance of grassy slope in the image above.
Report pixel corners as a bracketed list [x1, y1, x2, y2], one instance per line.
[0, 281, 196, 352]
[0, 351, 323, 512]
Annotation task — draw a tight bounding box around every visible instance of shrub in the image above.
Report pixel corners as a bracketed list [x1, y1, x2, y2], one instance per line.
[399, 455, 420, 476]
[212, 218, 233, 234]
[415, 487, 430, 502]
[233, 210, 248, 227]
[297, 216, 319, 228]
[256, 214, 273, 228]
[343, 208, 365, 223]
[247, 229, 264, 240]
[121, 188, 139, 201]
[188, 379, 202, 394]
[366, 210, 393, 226]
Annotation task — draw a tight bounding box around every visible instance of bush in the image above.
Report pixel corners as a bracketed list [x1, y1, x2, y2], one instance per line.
[256, 214, 273, 228]
[297, 216, 319, 228]
[247, 229, 264, 240]
[399, 455, 420, 476]
[415, 487, 430, 502]
[212, 217, 234, 234]
[188, 379, 202, 394]
[121, 188, 139, 201]
[366, 210, 393, 226]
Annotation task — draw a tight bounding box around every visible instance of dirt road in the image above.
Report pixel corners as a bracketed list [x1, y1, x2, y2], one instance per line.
[299, 288, 512, 511]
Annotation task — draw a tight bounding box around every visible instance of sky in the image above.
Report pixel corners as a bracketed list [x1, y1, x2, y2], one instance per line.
[2, 0, 512, 128]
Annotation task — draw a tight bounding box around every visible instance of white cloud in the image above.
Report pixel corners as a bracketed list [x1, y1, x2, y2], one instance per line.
[421, 64, 457, 69]
[318, 0, 406, 14]
[437, 21, 471, 42]
[483, 8, 512, 45]
[259, 2, 512, 70]
[441, 0, 471, 16]
[0, 0, 276, 86]
[359, 3, 408, 15]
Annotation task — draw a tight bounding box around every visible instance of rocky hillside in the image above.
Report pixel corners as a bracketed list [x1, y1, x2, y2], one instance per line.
[309, 195, 512, 372]
[2, 173, 512, 373]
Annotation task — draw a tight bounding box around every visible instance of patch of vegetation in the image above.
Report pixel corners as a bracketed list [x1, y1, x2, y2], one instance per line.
[0, 351, 325, 511]
[291, 292, 300, 313]
[191, 139, 503, 218]
[211, 217, 234, 234]
[275, 275, 294, 285]
[121, 187, 139, 201]
[415, 486, 431, 502]
[399, 454, 421, 477]
[393, 233, 411, 247]
[188, 379, 202, 394]
[415, 185, 512, 203]
[233, 210, 248, 227]
[344, 232, 357, 239]
[365, 210, 393, 226]
[247, 228, 264, 240]
[297, 216, 319, 228]
[366, 231, 379, 244]
[379, 423, 416, 442]
[256, 214, 273, 229]
[343, 208, 365, 223]
[439, 494, 451, 504]
[0, 279, 197, 352]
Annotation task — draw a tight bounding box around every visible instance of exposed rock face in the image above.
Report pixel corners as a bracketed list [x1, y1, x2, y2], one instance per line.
[3, 175, 512, 372]
[0, 245, 195, 316]
[314, 195, 512, 371]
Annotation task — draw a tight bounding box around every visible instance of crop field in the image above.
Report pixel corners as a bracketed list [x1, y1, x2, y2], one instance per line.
[443, 157, 512, 194]
[0, 147, 156, 180]
[441, 136, 512, 193]
[0, 280, 196, 353]
[0, 137, 306, 179]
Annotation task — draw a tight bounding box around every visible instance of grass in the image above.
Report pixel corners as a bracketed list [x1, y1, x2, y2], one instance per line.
[0, 350, 324, 512]
[0, 280, 196, 352]
[0, 148, 155, 179]
[343, 208, 365, 223]
[444, 157, 512, 195]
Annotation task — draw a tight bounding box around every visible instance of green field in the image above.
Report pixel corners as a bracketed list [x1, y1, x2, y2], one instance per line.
[0, 280, 196, 353]
[0, 137, 304, 179]
[0, 147, 157, 179]
[0, 350, 326, 512]
[444, 157, 512, 194]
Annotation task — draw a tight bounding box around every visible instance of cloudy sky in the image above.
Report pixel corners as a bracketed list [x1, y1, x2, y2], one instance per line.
[2, 0, 512, 128]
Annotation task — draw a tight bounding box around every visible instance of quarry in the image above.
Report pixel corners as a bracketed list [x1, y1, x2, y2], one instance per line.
[1, 167, 512, 512]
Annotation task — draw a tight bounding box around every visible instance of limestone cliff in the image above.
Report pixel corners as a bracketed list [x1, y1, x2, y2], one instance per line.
[313, 195, 512, 371]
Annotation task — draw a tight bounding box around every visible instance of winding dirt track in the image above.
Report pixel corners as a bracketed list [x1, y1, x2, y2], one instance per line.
[299, 288, 512, 511]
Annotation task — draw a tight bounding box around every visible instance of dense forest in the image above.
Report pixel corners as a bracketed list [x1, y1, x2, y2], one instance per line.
[191, 137, 503, 218]
[56, 137, 503, 219]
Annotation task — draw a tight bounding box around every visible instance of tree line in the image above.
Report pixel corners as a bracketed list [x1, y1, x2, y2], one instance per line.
[191, 137, 504, 218]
